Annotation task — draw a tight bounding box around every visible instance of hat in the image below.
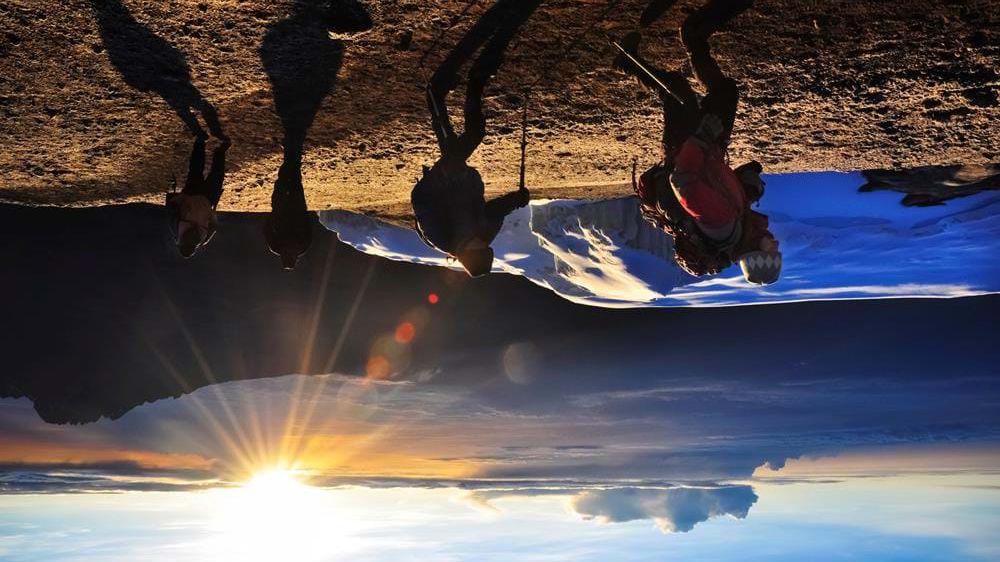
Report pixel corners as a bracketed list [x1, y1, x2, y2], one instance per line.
[457, 247, 494, 278]
[739, 250, 782, 286]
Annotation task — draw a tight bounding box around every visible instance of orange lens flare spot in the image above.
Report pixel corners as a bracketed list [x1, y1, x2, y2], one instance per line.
[427, 293, 439, 305]
[366, 355, 391, 380]
[394, 322, 416, 344]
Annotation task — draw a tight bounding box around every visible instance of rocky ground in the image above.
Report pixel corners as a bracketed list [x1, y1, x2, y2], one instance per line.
[1, 0, 998, 220]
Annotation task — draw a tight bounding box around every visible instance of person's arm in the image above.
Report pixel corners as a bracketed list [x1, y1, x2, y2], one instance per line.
[734, 160, 765, 203]
[485, 187, 529, 221]
[484, 189, 530, 243]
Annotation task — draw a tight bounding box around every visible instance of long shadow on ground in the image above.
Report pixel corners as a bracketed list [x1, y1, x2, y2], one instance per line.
[89, 0, 225, 139]
[259, 0, 373, 269]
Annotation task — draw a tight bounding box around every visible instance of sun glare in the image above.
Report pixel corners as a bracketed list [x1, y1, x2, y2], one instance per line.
[206, 468, 359, 562]
[245, 468, 308, 494]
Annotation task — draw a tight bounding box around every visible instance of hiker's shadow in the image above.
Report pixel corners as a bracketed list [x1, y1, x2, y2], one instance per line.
[259, 0, 372, 269]
[89, 0, 225, 139]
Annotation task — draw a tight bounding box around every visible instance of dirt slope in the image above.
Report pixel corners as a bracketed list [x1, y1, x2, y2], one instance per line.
[1, 0, 997, 219]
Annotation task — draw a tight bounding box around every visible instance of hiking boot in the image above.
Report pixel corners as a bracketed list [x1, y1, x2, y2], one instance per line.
[428, 68, 461, 99]
[681, 0, 754, 51]
[680, 15, 707, 52]
[640, 0, 680, 28]
[612, 31, 643, 73]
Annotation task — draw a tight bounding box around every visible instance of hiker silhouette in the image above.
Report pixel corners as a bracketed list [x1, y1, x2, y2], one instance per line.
[259, 0, 372, 270]
[89, 0, 226, 140]
[412, 0, 542, 278]
[165, 137, 229, 258]
[617, 0, 782, 285]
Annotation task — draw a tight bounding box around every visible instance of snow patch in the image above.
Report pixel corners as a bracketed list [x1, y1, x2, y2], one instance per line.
[320, 172, 1000, 308]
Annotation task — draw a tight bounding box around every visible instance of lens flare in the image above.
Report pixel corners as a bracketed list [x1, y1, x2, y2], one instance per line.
[394, 322, 416, 344]
[366, 355, 391, 379]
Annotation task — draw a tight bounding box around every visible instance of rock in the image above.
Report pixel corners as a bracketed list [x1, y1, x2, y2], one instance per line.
[396, 30, 413, 50]
[962, 87, 998, 108]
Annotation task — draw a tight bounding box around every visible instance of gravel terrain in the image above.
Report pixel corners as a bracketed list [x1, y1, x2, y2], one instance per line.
[1, 0, 997, 220]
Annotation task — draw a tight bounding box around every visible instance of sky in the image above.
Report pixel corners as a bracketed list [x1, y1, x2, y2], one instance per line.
[0, 202, 998, 561]
[1, 449, 998, 561]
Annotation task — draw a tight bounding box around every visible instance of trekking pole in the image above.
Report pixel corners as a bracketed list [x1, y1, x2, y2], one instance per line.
[631, 157, 638, 193]
[513, 0, 622, 192]
[426, 84, 452, 145]
[519, 90, 528, 191]
[608, 37, 686, 105]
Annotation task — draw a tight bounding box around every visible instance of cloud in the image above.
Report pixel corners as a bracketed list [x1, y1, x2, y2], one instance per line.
[459, 483, 758, 533]
[570, 486, 758, 533]
[0, 461, 221, 494]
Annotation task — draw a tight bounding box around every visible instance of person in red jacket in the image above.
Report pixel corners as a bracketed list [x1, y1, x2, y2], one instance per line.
[617, 0, 782, 285]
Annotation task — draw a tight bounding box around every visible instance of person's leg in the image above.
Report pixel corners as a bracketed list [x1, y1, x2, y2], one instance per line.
[452, 0, 542, 162]
[266, 144, 312, 269]
[661, 87, 699, 160]
[682, 0, 752, 145]
[171, 98, 208, 140]
[700, 79, 739, 148]
[618, 53, 699, 157]
[429, 0, 518, 95]
[449, 73, 487, 163]
[197, 97, 228, 142]
[682, 0, 754, 49]
[615, 33, 699, 109]
[427, 85, 457, 156]
[183, 137, 207, 193]
[682, 0, 752, 92]
[657, 69, 699, 109]
[430, 0, 520, 159]
[205, 143, 229, 207]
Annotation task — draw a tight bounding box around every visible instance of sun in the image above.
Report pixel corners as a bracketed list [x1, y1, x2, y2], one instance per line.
[206, 468, 359, 561]
[244, 468, 309, 495]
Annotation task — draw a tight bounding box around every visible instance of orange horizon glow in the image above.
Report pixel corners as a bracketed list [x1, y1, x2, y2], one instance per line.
[0, 436, 216, 471]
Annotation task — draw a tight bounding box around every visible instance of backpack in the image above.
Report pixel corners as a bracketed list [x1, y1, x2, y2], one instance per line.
[412, 164, 456, 254]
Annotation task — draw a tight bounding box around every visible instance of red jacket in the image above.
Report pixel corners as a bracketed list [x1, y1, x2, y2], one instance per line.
[635, 147, 770, 277]
[669, 137, 746, 235]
